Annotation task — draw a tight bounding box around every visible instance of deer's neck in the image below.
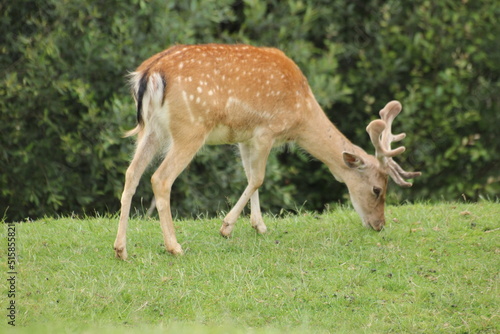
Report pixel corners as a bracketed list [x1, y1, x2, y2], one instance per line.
[296, 103, 366, 183]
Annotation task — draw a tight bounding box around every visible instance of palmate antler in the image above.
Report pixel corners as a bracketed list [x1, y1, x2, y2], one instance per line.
[366, 101, 421, 187]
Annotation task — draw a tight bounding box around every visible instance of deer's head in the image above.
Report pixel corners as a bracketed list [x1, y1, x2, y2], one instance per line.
[342, 101, 421, 231]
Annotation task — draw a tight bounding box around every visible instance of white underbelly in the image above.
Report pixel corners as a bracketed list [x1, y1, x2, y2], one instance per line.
[205, 124, 253, 145]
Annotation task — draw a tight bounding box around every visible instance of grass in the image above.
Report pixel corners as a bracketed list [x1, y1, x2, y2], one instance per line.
[1, 202, 499, 333]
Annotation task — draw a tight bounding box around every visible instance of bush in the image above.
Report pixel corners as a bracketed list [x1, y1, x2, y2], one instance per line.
[1, 0, 498, 221]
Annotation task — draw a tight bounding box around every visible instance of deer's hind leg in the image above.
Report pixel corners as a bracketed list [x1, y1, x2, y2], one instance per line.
[151, 125, 207, 255]
[114, 132, 159, 260]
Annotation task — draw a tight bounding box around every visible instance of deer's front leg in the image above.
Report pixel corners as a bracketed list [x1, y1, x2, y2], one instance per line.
[249, 190, 267, 234]
[220, 137, 273, 237]
[220, 185, 258, 237]
[238, 142, 267, 234]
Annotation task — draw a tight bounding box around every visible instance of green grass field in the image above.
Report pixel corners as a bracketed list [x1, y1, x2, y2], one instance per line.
[2, 202, 499, 333]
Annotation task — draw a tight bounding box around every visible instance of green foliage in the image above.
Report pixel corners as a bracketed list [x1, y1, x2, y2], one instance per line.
[1, 0, 499, 221]
[339, 0, 500, 201]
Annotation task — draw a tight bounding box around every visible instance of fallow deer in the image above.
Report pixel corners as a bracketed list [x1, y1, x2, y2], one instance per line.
[114, 44, 420, 259]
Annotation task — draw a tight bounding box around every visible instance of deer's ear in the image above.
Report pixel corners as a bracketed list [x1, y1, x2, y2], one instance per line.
[343, 152, 365, 169]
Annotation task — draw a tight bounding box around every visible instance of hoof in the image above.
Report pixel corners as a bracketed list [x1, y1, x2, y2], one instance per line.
[253, 222, 267, 234]
[167, 243, 184, 256]
[114, 247, 128, 260]
[219, 221, 233, 238]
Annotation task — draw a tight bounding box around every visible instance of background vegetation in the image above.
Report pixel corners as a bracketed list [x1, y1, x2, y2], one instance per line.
[1, 0, 499, 221]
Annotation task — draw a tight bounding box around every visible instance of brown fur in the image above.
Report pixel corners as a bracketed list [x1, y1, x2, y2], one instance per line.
[113, 44, 419, 259]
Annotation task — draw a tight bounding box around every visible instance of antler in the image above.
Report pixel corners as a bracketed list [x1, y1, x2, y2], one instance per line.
[366, 101, 421, 187]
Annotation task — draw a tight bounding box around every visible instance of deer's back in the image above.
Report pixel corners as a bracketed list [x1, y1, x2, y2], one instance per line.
[134, 44, 315, 144]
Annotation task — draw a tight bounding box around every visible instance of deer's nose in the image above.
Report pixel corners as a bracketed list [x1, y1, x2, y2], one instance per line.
[370, 219, 385, 231]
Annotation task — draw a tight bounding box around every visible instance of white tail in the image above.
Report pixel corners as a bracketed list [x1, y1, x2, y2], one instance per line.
[114, 44, 420, 259]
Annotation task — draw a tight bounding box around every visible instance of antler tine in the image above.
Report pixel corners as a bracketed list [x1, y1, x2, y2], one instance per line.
[366, 120, 405, 159]
[387, 159, 422, 187]
[389, 159, 422, 179]
[379, 101, 407, 156]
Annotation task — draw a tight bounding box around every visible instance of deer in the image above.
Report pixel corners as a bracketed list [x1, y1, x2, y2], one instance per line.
[113, 43, 420, 259]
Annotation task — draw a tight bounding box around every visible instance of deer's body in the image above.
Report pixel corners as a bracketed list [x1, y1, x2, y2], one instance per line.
[133, 44, 322, 145]
[114, 44, 420, 259]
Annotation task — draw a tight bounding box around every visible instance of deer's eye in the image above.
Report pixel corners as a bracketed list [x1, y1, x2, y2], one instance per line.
[373, 186, 382, 198]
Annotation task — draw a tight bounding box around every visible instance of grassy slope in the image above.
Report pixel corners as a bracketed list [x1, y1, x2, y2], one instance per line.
[2, 202, 499, 333]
